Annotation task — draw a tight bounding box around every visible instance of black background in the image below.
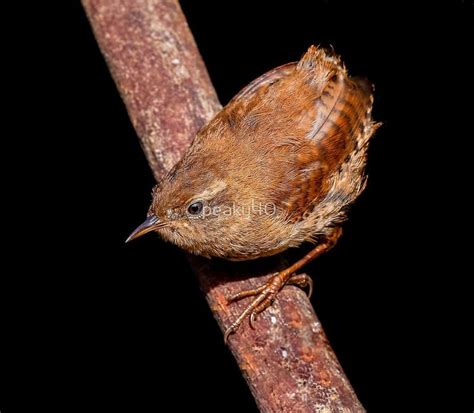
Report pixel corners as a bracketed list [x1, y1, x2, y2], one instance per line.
[2, 1, 473, 412]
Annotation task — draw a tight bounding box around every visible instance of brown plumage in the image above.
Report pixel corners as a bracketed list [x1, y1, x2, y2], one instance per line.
[127, 46, 379, 340]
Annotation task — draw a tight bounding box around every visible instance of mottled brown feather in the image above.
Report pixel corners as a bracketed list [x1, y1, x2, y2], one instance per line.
[221, 46, 374, 223]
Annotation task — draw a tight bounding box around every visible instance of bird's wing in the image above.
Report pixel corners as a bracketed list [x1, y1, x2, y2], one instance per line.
[267, 47, 375, 222]
[218, 47, 375, 223]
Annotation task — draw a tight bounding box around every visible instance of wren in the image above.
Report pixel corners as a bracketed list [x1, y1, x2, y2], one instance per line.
[127, 46, 379, 341]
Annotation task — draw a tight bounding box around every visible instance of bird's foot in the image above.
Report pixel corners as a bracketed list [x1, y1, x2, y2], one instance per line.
[224, 272, 312, 343]
[223, 227, 342, 344]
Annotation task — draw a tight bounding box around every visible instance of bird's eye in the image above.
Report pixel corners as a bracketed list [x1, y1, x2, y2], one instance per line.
[187, 201, 204, 215]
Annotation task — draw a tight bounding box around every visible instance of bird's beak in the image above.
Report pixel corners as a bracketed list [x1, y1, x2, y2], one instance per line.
[125, 215, 164, 243]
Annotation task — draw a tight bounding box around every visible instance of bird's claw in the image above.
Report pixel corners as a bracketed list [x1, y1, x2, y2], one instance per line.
[224, 272, 313, 343]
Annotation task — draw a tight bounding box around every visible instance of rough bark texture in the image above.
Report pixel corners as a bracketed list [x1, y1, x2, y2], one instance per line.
[82, 1, 365, 411]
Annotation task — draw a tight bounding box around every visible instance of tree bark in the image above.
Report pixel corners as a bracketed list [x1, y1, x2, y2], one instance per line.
[82, 1, 365, 411]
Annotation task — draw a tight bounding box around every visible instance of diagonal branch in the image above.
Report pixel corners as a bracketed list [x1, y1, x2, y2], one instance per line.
[82, 0, 365, 411]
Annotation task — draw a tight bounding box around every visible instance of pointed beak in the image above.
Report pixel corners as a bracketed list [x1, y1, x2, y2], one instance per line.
[125, 215, 164, 243]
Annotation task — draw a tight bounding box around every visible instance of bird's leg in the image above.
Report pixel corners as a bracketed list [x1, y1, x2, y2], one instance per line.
[224, 227, 342, 343]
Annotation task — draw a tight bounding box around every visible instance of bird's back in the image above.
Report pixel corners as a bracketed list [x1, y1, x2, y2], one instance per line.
[218, 46, 377, 226]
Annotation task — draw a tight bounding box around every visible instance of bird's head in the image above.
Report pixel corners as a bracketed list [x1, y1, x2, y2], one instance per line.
[126, 146, 279, 259]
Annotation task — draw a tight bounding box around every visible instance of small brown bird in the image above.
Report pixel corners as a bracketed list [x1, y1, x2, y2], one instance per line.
[127, 46, 379, 341]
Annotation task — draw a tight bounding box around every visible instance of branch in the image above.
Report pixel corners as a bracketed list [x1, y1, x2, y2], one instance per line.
[82, 1, 365, 411]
